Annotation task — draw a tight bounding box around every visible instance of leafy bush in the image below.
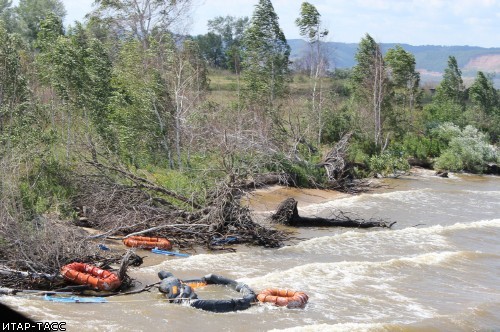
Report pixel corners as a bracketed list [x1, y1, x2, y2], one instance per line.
[399, 134, 438, 159]
[432, 123, 498, 172]
[368, 151, 410, 176]
[269, 153, 323, 187]
[321, 107, 357, 144]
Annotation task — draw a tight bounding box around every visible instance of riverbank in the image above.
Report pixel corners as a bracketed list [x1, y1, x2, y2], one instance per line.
[1, 170, 499, 331]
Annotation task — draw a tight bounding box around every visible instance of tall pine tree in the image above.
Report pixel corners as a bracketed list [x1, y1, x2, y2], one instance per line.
[242, 0, 290, 109]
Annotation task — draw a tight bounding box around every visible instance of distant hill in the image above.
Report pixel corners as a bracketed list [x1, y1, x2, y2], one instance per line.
[288, 39, 500, 87]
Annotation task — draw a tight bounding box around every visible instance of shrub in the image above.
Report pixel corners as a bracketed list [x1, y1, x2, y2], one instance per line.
[400, 134, 439, 159]
[368, 151, 410, 176]
[432, 123, 498, 172]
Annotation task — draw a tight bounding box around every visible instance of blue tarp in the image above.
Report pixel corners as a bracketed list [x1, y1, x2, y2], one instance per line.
[43, 295, 108, 303]
[151, 248, 190, 257]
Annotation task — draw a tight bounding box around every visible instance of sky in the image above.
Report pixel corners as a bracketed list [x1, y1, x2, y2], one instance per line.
[50, 0, 500, 47]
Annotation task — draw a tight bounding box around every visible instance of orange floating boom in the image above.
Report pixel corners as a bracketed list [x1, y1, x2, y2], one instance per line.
[61, 262, 121, 291]
[123, 236, 172, 250]
[257, 289, 309, 308]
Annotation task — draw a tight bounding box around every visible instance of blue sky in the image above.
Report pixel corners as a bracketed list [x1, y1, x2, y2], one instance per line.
[54, 0, 500, 47]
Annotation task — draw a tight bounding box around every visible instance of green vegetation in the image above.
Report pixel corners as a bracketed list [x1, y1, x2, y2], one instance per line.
[432, 123, 499, 172]
[0, 0, 499, 273]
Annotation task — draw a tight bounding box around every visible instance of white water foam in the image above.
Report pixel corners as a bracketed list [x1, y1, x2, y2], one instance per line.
[241, 251, 485, 322]
[138, 250, 275, 278]
[440, 218, 500, 232]
[244, 251, 472, 289]
[300, 189, 434, 214]
[281, 227, 450, 258]
[138, 219, 500, 280]
[279, 219, 500, 258]
[268, 322, 395, 332]
[463, 190, 500, 197]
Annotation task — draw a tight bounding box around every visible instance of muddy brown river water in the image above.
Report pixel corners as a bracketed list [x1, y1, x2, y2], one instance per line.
[1, 169, 499, 331]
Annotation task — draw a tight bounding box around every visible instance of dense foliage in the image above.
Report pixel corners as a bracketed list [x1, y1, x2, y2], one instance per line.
[0, 0, 499, 237]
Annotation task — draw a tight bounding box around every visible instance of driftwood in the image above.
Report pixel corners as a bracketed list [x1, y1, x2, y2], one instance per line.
[0, 265, 65, 290]
[270, 198, 396, 228]
[0, 266, 59, 280]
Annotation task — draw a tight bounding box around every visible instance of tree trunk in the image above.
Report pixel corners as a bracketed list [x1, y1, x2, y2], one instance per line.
[270, 198, 395, 228]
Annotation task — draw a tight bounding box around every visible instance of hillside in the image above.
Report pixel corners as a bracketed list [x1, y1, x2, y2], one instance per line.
[289, 39, 500, 86]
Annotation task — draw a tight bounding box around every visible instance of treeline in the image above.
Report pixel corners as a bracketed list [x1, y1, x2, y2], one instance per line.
[1, 0, 500, 240]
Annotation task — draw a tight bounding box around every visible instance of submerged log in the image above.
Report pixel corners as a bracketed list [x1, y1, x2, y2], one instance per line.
[270, 198, 395, 228]
[435, 170, 449, 178]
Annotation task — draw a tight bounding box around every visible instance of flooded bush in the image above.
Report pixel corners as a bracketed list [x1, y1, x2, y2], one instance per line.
[368, 151, 410, 176]
[433, 123, 498, 172]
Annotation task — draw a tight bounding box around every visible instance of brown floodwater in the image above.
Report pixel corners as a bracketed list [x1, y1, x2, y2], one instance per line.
[2, 168, 499, 331]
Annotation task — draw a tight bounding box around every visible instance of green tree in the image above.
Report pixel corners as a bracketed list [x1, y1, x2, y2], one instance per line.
[242, 0, 290, 108]
[468, 71, 500, 141]
[207, 15, 249, 73]
[384, 45, 421, 136]
[433, 123, 498, 172]
[16, 0, 66, 44]
[91, 0, 192, 49]
[108, 40, 166, 166]
[426, 56, 466, 125]
[0, 0, 11, 16]
[469, 71, 498, 116]
[295, 1, 329, 145]
[36, 16, 113, 151]
[351, 33, 389, 148]
[0, 22, 28, 135]
[111, 33, 209, 169]
[0, 0, 17, 32]
[208, 15, 249, 48]
[193, 32, 226, 68]
[295, 2, 328, 43]
[435, 56, 465, 105]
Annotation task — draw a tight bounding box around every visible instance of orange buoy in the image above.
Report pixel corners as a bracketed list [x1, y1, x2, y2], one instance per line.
[61, 262, 121, 291]
[257, 289, 308, 308]
[123, 236, 172, 250]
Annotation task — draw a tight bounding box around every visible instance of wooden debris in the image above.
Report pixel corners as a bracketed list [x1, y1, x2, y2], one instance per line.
[270, 198, 396, 228]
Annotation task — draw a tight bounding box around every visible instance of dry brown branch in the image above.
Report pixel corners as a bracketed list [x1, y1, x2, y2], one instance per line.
[87, 161, 201, 209]
[317, 131, 352, 183]
[123, 223, 210, 238]
[73, 165, 289, 249]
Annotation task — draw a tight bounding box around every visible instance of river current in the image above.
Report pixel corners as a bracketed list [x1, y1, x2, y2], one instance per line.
[2, 168, 499, 331]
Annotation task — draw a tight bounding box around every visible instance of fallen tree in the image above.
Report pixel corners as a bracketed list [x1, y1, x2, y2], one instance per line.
[316, 132, 375, 193]
[270, 198, 396, 228]
[74, 159, 288, 249]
